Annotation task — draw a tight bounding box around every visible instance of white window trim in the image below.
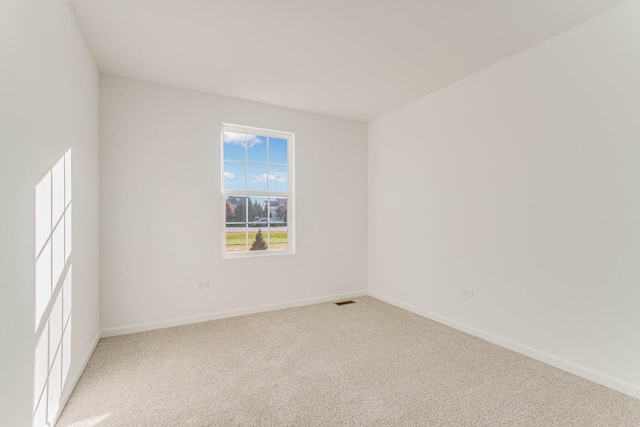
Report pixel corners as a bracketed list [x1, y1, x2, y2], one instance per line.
[221, 123, 295, 259]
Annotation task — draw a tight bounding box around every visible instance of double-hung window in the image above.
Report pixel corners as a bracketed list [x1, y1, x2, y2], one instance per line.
[222, 124, 294, 257]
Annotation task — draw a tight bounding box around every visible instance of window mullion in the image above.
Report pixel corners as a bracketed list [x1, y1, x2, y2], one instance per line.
[245, 201, 249, 250]
[266, 137, 270, 192]
[267, 198, 271, 247]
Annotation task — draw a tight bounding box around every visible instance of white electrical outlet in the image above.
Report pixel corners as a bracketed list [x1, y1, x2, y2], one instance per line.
[196, 280, 209, 289]
[462, 287, 474, 298]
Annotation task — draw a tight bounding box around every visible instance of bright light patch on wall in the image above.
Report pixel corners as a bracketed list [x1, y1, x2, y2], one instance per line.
[33, 149, 73, 427]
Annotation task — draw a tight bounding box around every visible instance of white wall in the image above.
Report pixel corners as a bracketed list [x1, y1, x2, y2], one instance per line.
[100, 75, 367, 333]
[368, 1, 640, 398]
[0, 0, 100, 425]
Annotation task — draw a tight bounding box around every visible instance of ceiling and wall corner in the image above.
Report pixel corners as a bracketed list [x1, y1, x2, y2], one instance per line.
[67, 0, 631, 122]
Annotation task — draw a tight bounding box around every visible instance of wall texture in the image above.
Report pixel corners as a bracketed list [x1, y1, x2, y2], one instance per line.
[368, 1, 640, 398]
[99, 75, 368, 333]
[0, 0, 100, 425]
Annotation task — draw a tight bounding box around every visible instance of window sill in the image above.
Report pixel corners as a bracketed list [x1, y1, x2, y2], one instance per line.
[222, 249, 295, 260]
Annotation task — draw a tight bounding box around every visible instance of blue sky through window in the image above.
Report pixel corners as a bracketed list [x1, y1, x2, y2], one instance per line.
[248, 135, 267, 162]
[248, 163, 267, 191]
[224, 131, 288, 192]
[223, 131, 245, 160]
[269, 137, 287, 164]
[267, 165, 288, 192]
[223, 162, 246, 190]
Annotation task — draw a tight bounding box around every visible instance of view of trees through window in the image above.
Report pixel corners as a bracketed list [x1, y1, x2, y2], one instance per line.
[222, 126, 292, 254]
[225, 196, 288, 252]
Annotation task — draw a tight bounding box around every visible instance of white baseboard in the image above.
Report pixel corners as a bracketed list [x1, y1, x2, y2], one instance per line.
[101, 290, 367, 338]
[54, 330, 101, 426]
[368, 290, 640, 401]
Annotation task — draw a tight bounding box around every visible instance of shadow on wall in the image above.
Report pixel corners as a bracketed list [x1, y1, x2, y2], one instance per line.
[33, 149, 73, 426]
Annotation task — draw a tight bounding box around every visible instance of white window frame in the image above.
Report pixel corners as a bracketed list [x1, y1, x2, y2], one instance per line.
[221, 123, 295, 258]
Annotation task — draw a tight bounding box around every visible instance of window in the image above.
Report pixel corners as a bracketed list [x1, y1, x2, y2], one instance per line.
[222, 124, 294, 257]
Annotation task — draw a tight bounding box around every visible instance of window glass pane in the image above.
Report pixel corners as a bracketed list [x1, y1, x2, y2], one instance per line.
[269, 137, 287, 164]
[223, 162, 246, 190]
[267, 197, 287, 251]
[267, 165, 288, 192]
[269, 197, 288, 224]
[225, 226, 248, 252]
[247, 197, 268, 225]
[247, 135, 267, 162]
[249, 228, 268, 251]
[268, 225, 288, 251]
[225, 196, 247, 223]
[247, 164, 267, 191]
[223, 131, 246, 161]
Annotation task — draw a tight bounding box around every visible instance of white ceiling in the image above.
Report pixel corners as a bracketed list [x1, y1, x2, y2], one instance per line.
[69, 0, 629, 122]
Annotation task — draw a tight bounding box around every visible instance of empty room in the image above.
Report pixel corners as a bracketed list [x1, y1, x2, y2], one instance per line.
[2, 0, 640, 425]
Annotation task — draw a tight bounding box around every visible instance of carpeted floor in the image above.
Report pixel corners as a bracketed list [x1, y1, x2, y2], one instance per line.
[57, 297, 640, 426]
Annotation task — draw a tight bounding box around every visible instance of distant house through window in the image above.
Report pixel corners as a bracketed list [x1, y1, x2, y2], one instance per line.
[222, 124, 294, 256]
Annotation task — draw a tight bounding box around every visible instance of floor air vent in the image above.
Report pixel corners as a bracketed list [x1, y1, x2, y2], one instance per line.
[335, 300, 356, 306]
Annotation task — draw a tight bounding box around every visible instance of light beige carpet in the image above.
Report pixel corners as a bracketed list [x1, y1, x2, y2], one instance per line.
[57, 297, 640, 426]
